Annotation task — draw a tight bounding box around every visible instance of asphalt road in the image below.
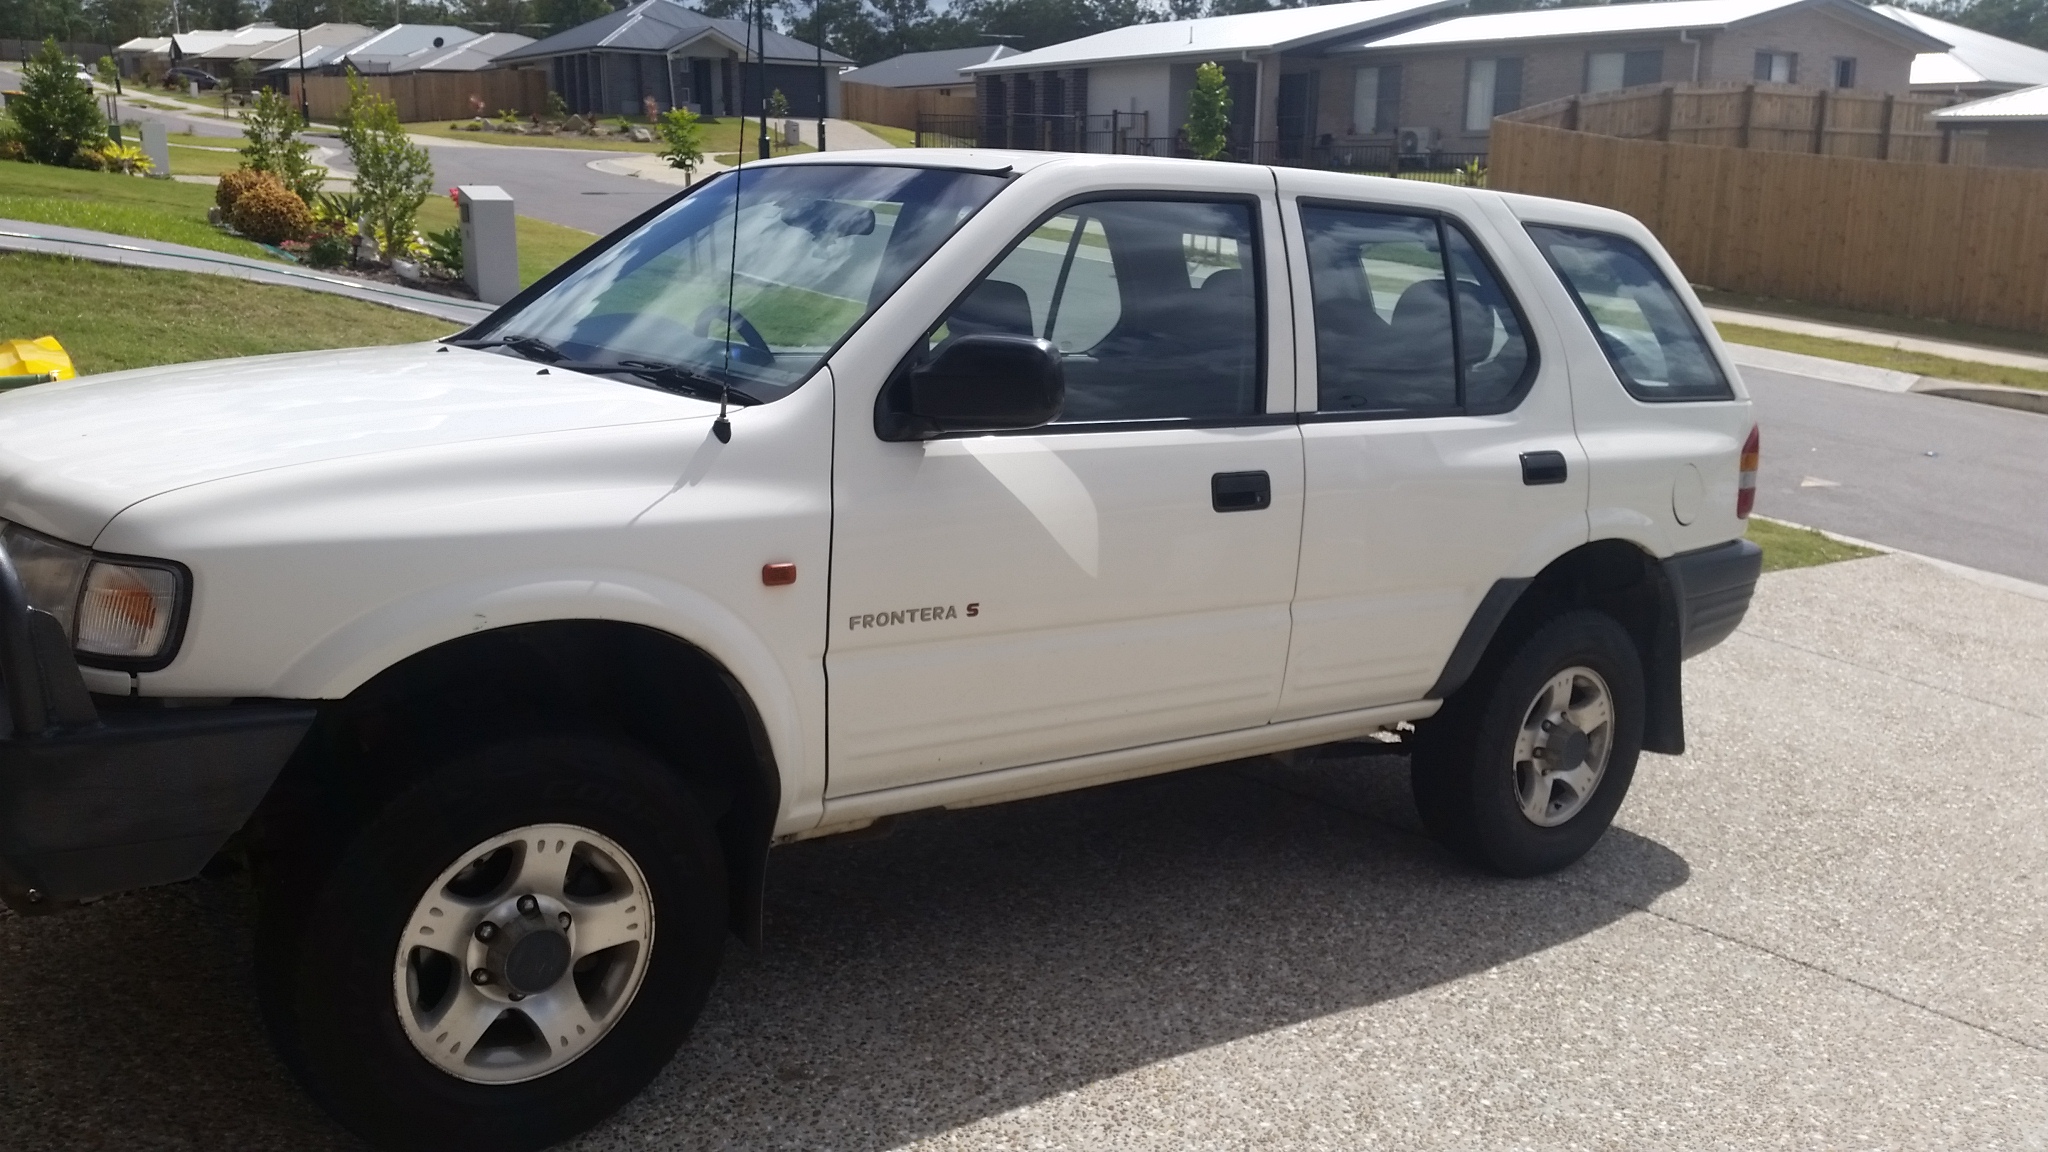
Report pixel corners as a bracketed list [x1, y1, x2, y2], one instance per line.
[1744, 367, 2048, 584]
[1, 551, 2043, 1150]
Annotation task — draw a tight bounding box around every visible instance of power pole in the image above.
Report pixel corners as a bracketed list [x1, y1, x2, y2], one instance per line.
[815, 0, 826, 151]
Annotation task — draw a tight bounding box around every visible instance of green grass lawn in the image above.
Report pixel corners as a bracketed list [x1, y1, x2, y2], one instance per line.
[0, 252, 455, 375]
[852, 121, 916, 148]
[163, 133, 246, 178]
[405, 116, 816, 160]
[0, 159, 592, 286]
[0, 159, 274, 260]
[1714, 322, 2048, 393]
[1697, 287, 2048, 358]
[1747, 516, 1881, 573]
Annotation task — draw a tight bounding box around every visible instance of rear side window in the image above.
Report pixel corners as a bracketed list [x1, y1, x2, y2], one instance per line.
[1526, 224, 1732, 402]
[1301, 203, 1534, 417]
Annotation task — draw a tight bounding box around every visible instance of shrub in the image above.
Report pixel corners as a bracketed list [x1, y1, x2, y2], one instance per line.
[0, 111, 24, 162]
[12, 38, 107, 167]
[340, 71, 434, 259]
[229, 177, 313, 245]
[305, 232, 351, 268]
[241, 89, 323, 202]
[422, 226, 463, 274]
[1185, 60, 1232, 162]
[656, 107, 704, 178]
[216, 165, 272, 213]
[94, 141, 153, 175]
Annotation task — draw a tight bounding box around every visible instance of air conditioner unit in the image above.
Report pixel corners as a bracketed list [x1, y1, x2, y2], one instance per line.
[1397, 126, 1437, 155]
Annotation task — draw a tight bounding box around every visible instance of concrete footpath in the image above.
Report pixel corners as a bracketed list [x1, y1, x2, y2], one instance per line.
[0, 219, 493, 325]
[0, 549, 2041, 1149]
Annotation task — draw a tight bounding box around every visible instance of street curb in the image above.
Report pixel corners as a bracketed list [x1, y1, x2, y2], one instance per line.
[1726, 343, 2048, 417]
[1754, 516, 2048, 604]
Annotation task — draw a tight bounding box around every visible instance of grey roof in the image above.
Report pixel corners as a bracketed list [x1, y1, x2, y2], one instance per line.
[967, 0, 1460, 74]
[1874, 5, 2048, 90]
[246, 23, 374, 63]
[390, 31, 537, 72]
[338, 25, 481, 72]
[841, 44, 1018, 89]
[1350, 0, 1947, 52]
[1930, 81, 2048, 120]
[498, 0, 850, 66]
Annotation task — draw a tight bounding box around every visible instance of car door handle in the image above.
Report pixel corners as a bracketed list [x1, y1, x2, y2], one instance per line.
[1520, 451, 1569, 486]
[1212, 471, 1271, 512]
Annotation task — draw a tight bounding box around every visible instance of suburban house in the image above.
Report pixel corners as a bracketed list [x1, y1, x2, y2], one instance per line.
[1329, 0, 1947, 161]
[385, 32, 536, 75]
[244, 23, 374, 78]
[168, 25, 290, 77]
[840, 44, 1020, 99]
[968, 0, 1945, 164]
[1932, 83, 2048, 166]
[113, 35, 171, 77]
[1872, 5, 2048, 99]
[964, 0, 1460, 156]
[496, 0, 849, 120]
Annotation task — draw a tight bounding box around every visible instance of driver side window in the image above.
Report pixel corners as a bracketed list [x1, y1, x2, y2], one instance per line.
[916, 198, 1263, 425]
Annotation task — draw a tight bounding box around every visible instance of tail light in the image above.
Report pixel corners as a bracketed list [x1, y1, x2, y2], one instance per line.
[1736, 425, 1759, 519]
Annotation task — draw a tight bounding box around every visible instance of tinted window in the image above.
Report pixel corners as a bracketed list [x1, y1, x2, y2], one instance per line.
[920, 199, 1261, 424]
[1526, 224, 1732, 402]
[1303, 205, 1533, 416]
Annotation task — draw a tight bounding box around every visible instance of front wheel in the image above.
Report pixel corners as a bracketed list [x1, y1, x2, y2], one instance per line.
[256, 736, 727, 1152]
[1411, 610, 1645, 876]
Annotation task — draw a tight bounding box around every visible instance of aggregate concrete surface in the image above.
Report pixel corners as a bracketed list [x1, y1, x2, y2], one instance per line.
[0, 552, 2042, 1150]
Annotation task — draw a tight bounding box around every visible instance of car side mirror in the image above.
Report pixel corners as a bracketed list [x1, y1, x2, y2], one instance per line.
[883, 335, 1064, 440]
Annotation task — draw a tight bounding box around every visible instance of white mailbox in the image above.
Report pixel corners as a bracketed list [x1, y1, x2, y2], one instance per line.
[139, 121, 171, 180]
[454, 185, 519, 306]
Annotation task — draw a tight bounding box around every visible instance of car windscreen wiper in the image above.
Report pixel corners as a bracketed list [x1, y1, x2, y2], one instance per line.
[444, 334, 567, 363]
[545, 359, 764, 407]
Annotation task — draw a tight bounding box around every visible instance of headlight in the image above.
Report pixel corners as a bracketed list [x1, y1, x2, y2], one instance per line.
[0, 522, 188, 667]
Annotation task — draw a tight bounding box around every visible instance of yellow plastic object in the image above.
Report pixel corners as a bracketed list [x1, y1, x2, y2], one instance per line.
[0, 336, 76, 387]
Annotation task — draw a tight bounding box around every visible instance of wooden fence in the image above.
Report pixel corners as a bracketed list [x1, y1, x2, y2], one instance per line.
[1503, 82, 1981, 165]
[290, 69, 549, 123]
[0, 38, 111, 64]
[1490, 119, 2048, 334]
[840, 82, 973, 131]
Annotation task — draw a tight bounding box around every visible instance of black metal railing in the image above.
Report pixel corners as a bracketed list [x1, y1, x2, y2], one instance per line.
[915, 114, 978, 149]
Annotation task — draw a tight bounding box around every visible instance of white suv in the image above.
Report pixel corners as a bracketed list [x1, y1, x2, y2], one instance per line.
[0, 151, 1760, 1150]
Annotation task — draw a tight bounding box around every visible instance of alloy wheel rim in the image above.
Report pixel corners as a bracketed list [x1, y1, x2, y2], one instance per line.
[393, 823, 654, 1084]
[1511, 665, 1614, 828]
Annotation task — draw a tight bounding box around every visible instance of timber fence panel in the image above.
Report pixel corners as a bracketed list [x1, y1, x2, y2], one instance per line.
[1489, 119, 2048, 333]
[840, 82, 973, 131]
[294, 69, 547, 124]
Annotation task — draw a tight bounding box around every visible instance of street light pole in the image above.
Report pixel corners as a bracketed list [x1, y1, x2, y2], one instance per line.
[756, 0, 771, 161]
[815, 0, 826, 152]
[296, 25, 309, 122]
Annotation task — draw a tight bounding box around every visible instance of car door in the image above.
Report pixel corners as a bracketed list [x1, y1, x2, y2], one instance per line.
[1272, 172, 1588, 721]
[825, 177, 1303, 798]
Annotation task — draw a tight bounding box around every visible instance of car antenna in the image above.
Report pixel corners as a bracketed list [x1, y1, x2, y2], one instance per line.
[713, 4, 755, 446]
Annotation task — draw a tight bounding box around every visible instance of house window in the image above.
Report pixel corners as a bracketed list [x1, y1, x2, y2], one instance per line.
[1465, 57, 1523, 133]
[1586, 49, 1663, 92]
[1351, 65, 1401, 134]
[1832, 57, 1856, 88]
[1754, 51, 1796, 84]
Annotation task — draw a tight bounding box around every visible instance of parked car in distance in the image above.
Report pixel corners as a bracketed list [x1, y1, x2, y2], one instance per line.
[164, 65, 219, 89]
[0, 150, 1760, 1152]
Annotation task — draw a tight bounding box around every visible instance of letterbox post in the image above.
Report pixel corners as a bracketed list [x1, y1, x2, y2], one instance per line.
[454, 185, 519, 306]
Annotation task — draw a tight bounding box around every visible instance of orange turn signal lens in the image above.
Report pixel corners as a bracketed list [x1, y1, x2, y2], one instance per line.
[761, 562, 797, 586]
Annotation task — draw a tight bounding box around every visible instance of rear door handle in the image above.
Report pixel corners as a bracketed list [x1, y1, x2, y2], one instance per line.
[1520, 451, 1568, 486]
[1212, 470, 1271, 512]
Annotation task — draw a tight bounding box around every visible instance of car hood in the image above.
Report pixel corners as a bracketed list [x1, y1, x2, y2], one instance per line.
[0, 343, 714, 545]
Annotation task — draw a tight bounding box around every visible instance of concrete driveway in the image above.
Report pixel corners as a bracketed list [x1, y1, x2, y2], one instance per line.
[1, 548, 2041, 1149]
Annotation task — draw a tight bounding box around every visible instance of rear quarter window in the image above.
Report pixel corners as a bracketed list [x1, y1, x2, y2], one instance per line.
[1526, 224, 1733, 403]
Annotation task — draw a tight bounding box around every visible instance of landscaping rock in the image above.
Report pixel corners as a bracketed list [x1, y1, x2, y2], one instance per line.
[562, 114, 589, 133]
[629, 126, 654, 143]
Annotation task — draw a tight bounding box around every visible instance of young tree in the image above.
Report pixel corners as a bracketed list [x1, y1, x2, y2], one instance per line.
[1184, 59, 1231, 161]
[656, 106, 705, 179]
[340, 72, 436, 258]
[242, 87, 324, 201]
[11, 38, 105, 167]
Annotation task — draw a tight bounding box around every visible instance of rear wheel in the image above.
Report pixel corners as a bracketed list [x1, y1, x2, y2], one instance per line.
[1411, 610, 1644, 876]
[256, 735, 726, 1152]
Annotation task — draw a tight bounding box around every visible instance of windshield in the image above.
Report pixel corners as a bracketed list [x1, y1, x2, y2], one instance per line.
[474, 164, 1009, 401]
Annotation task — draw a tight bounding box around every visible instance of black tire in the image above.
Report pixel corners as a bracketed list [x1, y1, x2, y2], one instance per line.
[255, 735, 726, 1152]
[1411, 610, 1645, 876]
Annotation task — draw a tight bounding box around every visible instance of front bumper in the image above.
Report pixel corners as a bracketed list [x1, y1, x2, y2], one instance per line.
[0, 550, 313, 914]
